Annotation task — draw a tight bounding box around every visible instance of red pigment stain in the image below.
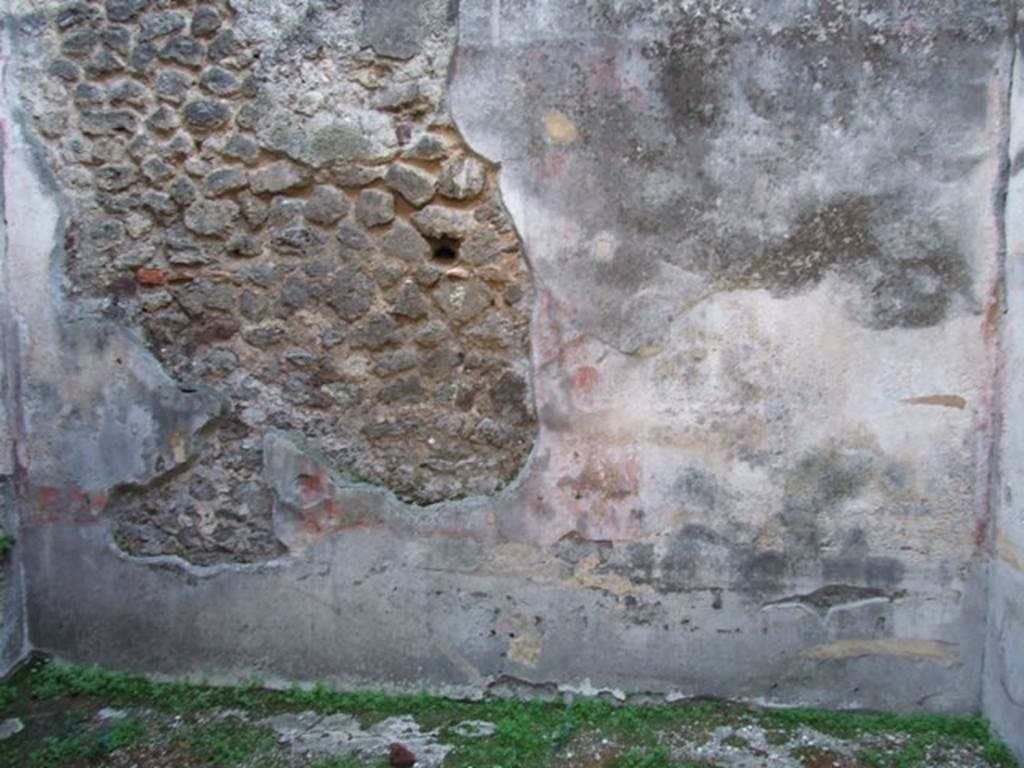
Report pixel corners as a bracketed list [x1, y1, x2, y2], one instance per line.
[30, 486, 101, 525]
[37, 486, 60, 510]
[553, 439, 646, 543]
[536, 290, 566, 364]
[296, 471, 324, 503]
[135, 267, 168, 286]
[541, 152, 565, 178]
[320, 499, 343, 521]
[585, 47, 621, 94]
[299, 498, 366, 539]
[974, 517, 988, 549]
[571, 366, 600, 396]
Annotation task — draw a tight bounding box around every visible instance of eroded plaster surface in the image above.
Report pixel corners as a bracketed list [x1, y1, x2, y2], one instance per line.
[0, 0, 1021, 762]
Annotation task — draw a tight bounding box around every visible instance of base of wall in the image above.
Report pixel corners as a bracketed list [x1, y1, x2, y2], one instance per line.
[24, 523, 985, 715]
[983, 560, 1024, 764]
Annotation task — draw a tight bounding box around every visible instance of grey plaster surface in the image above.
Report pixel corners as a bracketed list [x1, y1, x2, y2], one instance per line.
[984, 7, 1024, 762]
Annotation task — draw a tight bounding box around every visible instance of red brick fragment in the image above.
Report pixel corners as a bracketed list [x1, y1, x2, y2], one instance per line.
[389, 742, 417, 767]
[135, 267, 168, 286]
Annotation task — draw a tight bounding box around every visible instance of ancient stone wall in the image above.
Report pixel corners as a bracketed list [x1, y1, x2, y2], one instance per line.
[1, 1, 1023, 764]
[13, 0, 534, 563]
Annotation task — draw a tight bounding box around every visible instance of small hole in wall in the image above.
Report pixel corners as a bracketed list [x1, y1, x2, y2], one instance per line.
[430, 237, 460, 263]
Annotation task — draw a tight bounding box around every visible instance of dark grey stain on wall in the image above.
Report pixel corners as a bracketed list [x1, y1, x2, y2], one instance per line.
[454, 2, 1000, 353]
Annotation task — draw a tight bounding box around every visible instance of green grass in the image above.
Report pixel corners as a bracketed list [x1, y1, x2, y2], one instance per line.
[100, 717, 147, 752]
[0, 659, 1014, 768]
[172, 718, 277, 766]
[309, 759, 388, 768]
[17, 716, 146, 768]
[760, 707, 1017, 767]
[607, 746, 718, 768]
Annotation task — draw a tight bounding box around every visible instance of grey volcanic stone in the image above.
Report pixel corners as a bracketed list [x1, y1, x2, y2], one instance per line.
[94, 164, 138, 192]
[57, 2, 98, 30]
[250, 161, 311, 195]
[403, 133, 448, 161]
[227, 234, 262, 259]
[191, 6, 222, 37]
[169, 176, 196, 207]
[460, 228, 505, 266]
[203, 168, 248, 197]
[87, 218, 126, 252]
[138, 12, 186, 42]
[141, 190, 176, 217]
[382, 219, 431, 262]
[146, 105, 179, 133]
[200, 66, 240, 96]
[267, 198, 304, 229]
[333, 163, 385, 188]
[159, 36, 205, 68]
[184, 198, 239, 236]
[128, 42, 157, 74]
[373, 350, 418, 377]
[438, 155, 487, 201]
[272, 227, 327, 255]
[61, 28, 97, 58]
[243, 324, 286, 348]
[414, 264, 442, 287]
[223, 134, 259, 164]
[390, 281, 429, 320]
[101, 26, 132, 55]
[83, 50, 126, 78]
[257, 108, 397, 168]
[105, 0, 148, 23]
[356, 189, 395, 228]
[0, 719, 24, 742]
[238, 193, 268, 226]
[155, 69, 191, 104]
[158, 135, 193, 163]
[48, 58, 81, 82]
[236, 103, 261, 131]
[183, 100, 232, 131]
[435, 279, 493, 323]
[362, 0, 424, 60]
[74, 83, 105, 107]
[414, 320, 449, 347]
[208, 29, 242, 61]
[304, 186, 349, 225]
[337, 223, 372, 253]
[385, 163, 436, 207]
[141, 156, 174, 183]
[378, 376, 423, 403]
[371, 83, 424, 111]
[326, 267, 376, 321]
[410, 205, 476, 240]
[422, 346, 463, 378]
[352, 312, 400, 349]
[108, 79, 147, 108]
